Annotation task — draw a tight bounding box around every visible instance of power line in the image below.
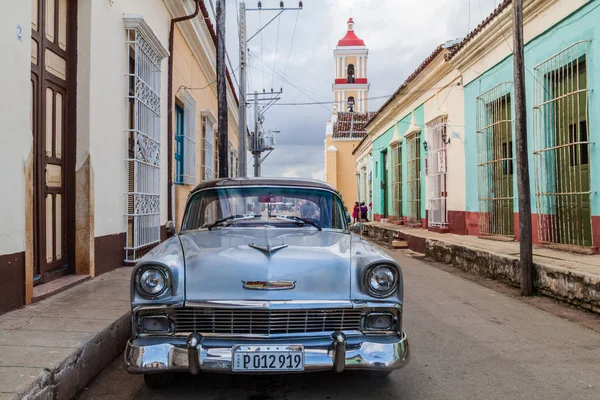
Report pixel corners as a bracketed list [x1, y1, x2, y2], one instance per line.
[250, 50, 331, 100]
[271, 16, 281, 90]
[281, 10, 300, 89]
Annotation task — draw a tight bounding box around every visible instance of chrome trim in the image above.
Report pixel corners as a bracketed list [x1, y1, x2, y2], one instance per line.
[332, 331, 347, 373]
[187, 333, 202, 375]
[124, 332, 410, 374]
[242, 280, 296, 290]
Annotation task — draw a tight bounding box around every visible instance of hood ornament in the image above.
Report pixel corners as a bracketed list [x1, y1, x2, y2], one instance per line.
[243, 280, 296, 290]
[248, 243, 288, 256]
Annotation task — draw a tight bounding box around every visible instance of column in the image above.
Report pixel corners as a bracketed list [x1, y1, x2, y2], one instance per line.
[357, 56, 361, 78]
[342, 57, 346, 79]
[362, 57, 366, 79]
[335, 57, 339, 79]
[341, 91, 345, 111]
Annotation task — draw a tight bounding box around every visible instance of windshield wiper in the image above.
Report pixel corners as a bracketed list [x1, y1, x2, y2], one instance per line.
[274, 215, 322, 231]
[207, 214, 260, 230]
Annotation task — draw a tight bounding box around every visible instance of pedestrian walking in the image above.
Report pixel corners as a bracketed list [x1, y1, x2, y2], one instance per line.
[352, 202, 359, 224]
[360, 202, 368, 222]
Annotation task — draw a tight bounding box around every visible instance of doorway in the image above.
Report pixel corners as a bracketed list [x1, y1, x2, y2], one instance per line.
[382, 150, 389, 218]
[31, 0, 76, 283]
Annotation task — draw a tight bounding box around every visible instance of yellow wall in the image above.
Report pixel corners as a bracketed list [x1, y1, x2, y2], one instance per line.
[325, 136, 361, 213]
[172, 26, 239, 230]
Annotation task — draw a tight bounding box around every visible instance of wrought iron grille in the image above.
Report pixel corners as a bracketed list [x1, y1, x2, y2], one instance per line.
[125, 27, 163, 261]
[476, 83, 515, 236]
[426, 117, 448, 228]
[172, 308, 364, 335]
[533, 41, 592, 247]
[391, 144, 403, 220]
[406, 133, 421, 226]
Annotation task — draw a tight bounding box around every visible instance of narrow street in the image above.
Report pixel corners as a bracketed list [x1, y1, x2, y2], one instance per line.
[78, 247, 600, 400]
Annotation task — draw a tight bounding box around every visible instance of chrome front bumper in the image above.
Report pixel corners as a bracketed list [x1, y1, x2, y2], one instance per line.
[124, 332, 409, 374]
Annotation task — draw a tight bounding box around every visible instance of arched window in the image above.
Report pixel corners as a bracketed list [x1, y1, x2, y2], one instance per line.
[347, 96, 355, 112]
[347, 64, 355, 83]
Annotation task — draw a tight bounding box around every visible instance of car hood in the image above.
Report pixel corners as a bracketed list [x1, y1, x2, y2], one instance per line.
[178, 228, 352, 302]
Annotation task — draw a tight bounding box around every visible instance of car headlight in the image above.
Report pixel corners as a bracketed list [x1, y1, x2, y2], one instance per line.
[136, 266, 170, 298]
[363, 264, 398, 298]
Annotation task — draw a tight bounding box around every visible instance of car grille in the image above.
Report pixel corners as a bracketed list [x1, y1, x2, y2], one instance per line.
[172, 308, 363, 335]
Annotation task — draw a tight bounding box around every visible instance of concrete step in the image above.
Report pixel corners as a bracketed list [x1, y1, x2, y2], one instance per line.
[392, 240, 408, 249]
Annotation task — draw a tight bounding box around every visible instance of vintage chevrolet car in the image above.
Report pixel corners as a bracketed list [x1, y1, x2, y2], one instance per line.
[124, 178, 409, 387]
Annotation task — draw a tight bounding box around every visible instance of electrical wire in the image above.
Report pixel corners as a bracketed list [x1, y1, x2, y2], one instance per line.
[271, 16, 281, 90]
[281, 10, 300, 89]
[250, 50, 332, 100]
[259, 9, 265, 90]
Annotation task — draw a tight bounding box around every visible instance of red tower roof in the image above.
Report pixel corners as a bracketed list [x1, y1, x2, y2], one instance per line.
[337, 18, 365, 47]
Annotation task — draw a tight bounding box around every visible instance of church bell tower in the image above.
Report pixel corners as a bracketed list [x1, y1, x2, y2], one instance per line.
[333, 18, 369, 113]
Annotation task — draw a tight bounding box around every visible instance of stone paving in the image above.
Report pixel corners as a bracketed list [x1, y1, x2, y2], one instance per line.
[363, 222, 600, 313]
[0, 267, 132, 400]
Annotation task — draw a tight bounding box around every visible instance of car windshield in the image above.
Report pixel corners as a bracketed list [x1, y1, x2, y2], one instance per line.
[181, 187, 348, 231]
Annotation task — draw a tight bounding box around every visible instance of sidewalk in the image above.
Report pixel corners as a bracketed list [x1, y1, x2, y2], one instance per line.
[0, 267, 132, 400]
[363, 222, 600, 314]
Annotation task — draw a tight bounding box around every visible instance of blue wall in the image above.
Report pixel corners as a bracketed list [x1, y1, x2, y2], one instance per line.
[464, 0, 600, 216]
[371, 105, 425, 218]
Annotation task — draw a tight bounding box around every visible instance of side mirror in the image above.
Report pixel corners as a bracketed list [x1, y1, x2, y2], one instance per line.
[165, 220, 176, 238]
[352, 222, 363, 237]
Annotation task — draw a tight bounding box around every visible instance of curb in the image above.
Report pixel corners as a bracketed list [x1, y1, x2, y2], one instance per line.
[17, 312, 131, 400]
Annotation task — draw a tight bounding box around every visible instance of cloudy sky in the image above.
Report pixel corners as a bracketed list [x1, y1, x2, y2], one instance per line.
[216, 0, 500, 180]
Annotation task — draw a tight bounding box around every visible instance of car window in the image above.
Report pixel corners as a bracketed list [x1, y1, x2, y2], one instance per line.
[182, 187, 347, 231]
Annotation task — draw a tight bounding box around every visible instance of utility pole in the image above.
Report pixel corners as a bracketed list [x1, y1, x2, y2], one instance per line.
[216, 0, 229, 178]
[249, 90, 282, 176]
[513, 0, 534, 296]
[253, 91, 260, 177]
[237, 1, 247, 177]
[238, 1, 303, 177]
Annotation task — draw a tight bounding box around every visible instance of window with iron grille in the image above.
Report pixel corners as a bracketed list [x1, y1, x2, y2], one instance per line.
[426, 116, 448, 229]
[175, 90, 197, 185]
[391, 144, 402, 219]
[124, 20, 166, 261]
[201, 111, 215, 180]
[533, 41, 592, 247]
[406, 132, 421, 226]
[476, 83, 514, 237]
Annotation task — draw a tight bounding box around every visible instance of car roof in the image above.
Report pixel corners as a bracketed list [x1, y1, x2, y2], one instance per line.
[189, 177, 337, 194]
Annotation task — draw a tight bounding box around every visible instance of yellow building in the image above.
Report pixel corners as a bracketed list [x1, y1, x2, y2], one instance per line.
[325, 18, 373, 212]
[169, 1, 240, 230]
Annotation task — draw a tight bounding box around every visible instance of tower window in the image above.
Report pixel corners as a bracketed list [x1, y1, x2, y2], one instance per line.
[347, 96, 355, 112]
[347, 64, 355, 83]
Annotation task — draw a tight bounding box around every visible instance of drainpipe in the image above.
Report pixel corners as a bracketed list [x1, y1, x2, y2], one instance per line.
[167, 0, 200, 222]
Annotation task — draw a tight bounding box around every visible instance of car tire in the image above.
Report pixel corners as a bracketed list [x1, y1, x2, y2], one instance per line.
[143, 372, 176, 388]
[365, 370, 392, 379]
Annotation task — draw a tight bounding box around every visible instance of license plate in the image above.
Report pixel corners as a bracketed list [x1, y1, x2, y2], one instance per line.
[232, 345, 304, 372]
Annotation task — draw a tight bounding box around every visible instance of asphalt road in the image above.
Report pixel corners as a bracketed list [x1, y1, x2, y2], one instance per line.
[78, 248, 600, 400]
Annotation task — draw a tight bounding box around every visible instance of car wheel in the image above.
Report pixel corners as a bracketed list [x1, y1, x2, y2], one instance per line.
[143, 372, 176, 388]
[365, 370, 392, 379]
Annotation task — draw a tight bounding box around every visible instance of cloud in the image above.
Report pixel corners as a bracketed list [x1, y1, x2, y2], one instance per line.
[223, 0, 498, 178]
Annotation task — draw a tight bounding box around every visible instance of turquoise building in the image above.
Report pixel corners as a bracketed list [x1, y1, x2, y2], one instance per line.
[453, 0, 600, 250]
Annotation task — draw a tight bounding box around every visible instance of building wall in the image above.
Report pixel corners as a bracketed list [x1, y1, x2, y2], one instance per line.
[0, 0, 33, 313]
[82, 0, 171, 273]
[325, 136, 360, 213]
[462, 0, 600, 248]
[171, 24, 239, 230]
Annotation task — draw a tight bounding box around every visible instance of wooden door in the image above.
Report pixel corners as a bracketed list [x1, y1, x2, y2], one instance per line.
[31, 0, 74, 283]
[555, 60, 591, 246]
[492, 96, 514, 236]
[382, 151, 389, 218]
